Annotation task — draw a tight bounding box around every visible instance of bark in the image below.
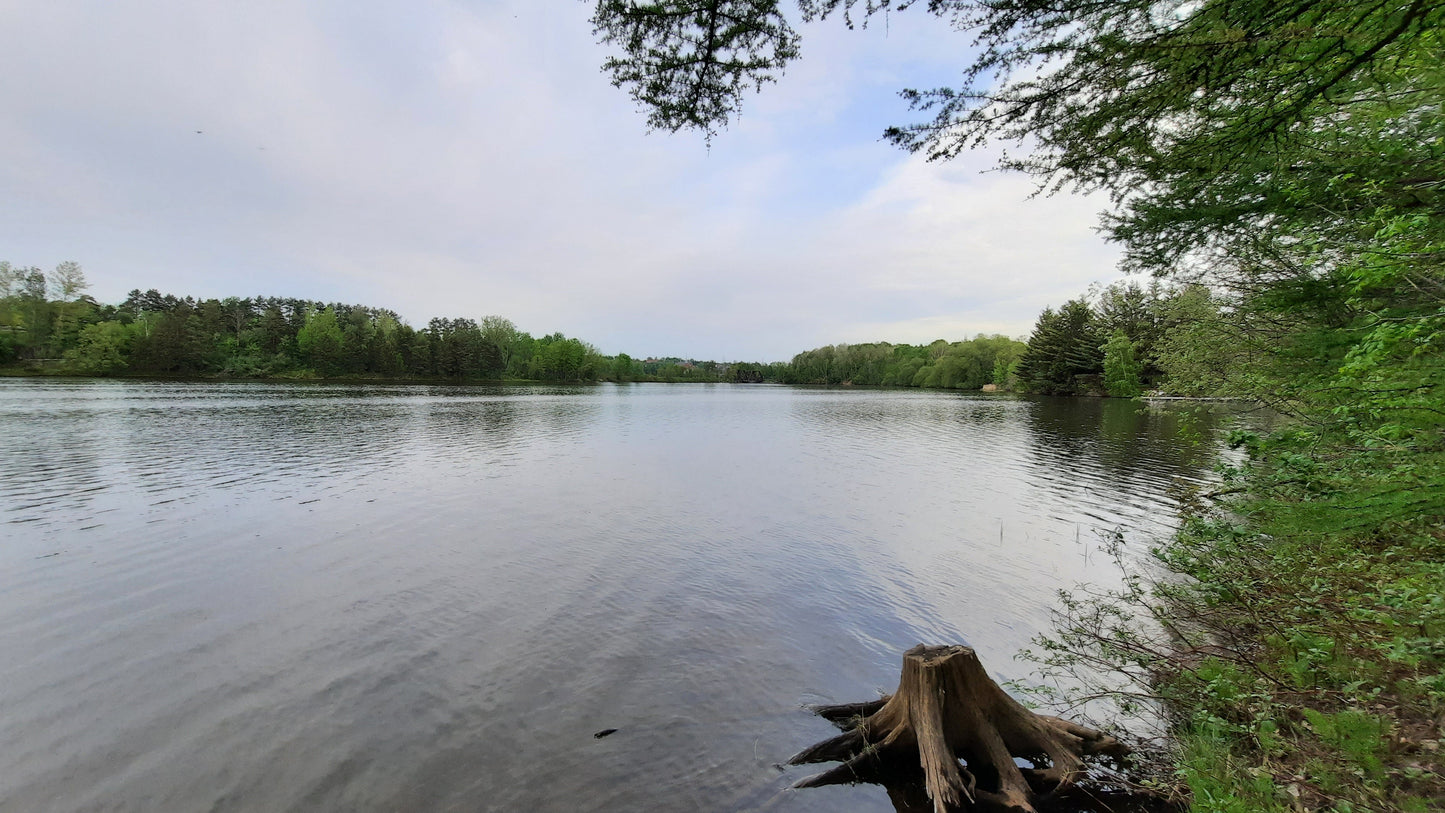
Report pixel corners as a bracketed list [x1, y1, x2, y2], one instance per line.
[789, 644, 1129, 813]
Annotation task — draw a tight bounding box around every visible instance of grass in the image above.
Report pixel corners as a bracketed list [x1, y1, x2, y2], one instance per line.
[1028, 428, 1445, 812]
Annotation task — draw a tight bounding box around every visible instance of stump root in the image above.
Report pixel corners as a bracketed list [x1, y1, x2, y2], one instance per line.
[789, 644, 1127, 813]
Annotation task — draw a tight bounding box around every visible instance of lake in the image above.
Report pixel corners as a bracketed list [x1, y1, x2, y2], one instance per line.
[1, 380, 1229, 812]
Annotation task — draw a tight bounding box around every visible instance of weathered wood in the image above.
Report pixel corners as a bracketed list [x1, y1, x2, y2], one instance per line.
[812, 697, 891, 726]
[790, 644, 1129, 813]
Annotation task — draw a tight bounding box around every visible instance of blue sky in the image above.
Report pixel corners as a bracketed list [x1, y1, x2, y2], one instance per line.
[1, 0, 1125, 361]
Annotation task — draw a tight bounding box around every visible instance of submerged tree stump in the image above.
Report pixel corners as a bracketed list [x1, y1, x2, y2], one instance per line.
[790, 644, 1128, 813]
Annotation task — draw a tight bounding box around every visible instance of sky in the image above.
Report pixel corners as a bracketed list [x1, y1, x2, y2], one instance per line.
[0, 0, 1126, 361]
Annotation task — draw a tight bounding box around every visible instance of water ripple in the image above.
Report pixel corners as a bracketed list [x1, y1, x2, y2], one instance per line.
[0, 380, 1251, 813]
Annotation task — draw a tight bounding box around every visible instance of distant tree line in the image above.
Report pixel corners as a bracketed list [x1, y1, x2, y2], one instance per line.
[780, 335, 1025, 390]
[2, 262, 1237, 397]
[776, 281, 1244, 398]
[0, 264, 771, 383]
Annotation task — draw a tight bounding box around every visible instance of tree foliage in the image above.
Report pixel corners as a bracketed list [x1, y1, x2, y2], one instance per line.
[0, 272, 793, 385]
[1100, 330, 1142, 399]
[781, 334, 1025, 389]
[591, 0, 804, 135]
[590, 0, 1443, 187]
[1014, 299, 1103, 395]
[297, 307, 345, 373]
[64, 321, 132, 375]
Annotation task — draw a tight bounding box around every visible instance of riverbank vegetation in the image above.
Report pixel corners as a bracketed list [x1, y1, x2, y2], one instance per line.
[0, 271, 782, 384]
[1009, 280, 1242, 398]
[1, 266, 1217, 397]
[0, 267, 1055, 393]
[775, 279, 1251, 398]
[779, 334, 1025, 388]
[591, 0, 1445, 810]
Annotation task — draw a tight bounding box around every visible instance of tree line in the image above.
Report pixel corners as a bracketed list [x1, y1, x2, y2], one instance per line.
[0, 264, 776, 384]
[4, 260, 1246, 398]
[1008, 280, 1248, 398]
[780, 335, 1024, 389]
[778, 281, 1249, 398]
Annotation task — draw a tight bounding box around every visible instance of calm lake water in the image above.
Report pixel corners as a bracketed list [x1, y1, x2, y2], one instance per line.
[1, 380, 1231, 812]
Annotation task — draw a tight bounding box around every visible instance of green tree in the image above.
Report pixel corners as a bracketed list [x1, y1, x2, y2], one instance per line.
[17, 267, 52, 352]
[46, 260, 95, 357]
[297, 307, 344, 374]
[1014, 300, 1103, 395]
[1151, 286, 1254, 398]
[781, 336, 1023, 390]
[0, 262, 25, 355]
[257, 304, 291, 356]
[1100, 330, 1142, 398]
[130, 305, 208, 374]
[220, 296, 253, 341]
[613, 352, 634, 382]
[1094, 281, 1168, 386]
[427, 317, 486, 378]
[369, 312, 406, 376]
[991, 356, 1010, 389]
[340, 307, 375, 374]
[591, 1, 1442, 190]
[65, 321, 133, 375]
[480, 315, 519, 376]
[406, 328, 435, 376]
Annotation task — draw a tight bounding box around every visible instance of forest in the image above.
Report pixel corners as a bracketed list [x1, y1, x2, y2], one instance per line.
[0, 265, 776, 384]
[0, 261, 1252, 407]
[4, 261, 1244, 401]
[780, 279, 1242, 398]
[780, 335, 1022, 389]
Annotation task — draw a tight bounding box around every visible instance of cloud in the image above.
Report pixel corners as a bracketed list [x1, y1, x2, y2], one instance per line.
[0, 0, 1125, 361]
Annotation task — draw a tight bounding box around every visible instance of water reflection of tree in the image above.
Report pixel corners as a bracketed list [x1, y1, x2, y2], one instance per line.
[1023, 397, 1223, 485]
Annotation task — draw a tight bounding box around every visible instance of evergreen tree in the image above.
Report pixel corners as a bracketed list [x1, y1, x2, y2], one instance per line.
[1015, 300, 1103, 395]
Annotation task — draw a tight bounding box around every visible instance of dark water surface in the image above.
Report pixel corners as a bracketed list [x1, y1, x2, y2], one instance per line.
[1, 381, 1229, 812]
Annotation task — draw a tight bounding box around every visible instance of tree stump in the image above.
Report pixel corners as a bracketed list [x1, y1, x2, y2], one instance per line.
[789, 644, 1128, 813]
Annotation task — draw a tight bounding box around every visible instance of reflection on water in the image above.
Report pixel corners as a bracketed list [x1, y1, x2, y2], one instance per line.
[0, 381, 1240, 812]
